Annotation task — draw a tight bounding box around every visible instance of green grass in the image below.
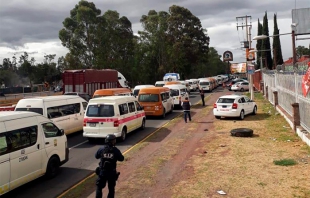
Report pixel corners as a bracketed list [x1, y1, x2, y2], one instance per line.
[273, 158, 298, 166]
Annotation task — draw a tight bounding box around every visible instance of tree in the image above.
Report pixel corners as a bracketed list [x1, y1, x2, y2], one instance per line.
[272, 13, 283, 68]
[167, 5, 209, 79]
[256, 19, 263, 69]
[296, 46, 310, 58]
[59, 0, 101, 68]
[18, 52, 35, 87]
[261, 11, 273, 70]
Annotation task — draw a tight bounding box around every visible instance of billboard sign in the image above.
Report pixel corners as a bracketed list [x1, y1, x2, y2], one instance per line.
[223, 51, 233, 61]
[247, 63, 255, 74]
[246, 48, 255, 61]
[230, 63, 246, 74]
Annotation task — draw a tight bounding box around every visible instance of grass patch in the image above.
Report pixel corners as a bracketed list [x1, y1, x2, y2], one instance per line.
[60, 174, 96, 198]
[273, 158, 298, 166]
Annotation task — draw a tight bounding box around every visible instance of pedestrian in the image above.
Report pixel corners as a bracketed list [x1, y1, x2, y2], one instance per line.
[181, 96, 191, 123]
[95, 134, 124, 198]
[200, 87, 205, 106]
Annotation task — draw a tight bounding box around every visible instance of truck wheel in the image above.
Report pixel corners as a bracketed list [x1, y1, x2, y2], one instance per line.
[230, 128, 253, 137]
[45, 156, 60, 179]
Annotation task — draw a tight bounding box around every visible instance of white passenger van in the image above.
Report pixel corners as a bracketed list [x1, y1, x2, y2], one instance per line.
[132, 85, 155, 97]
[164, 84, 188, 107]
[0, 111, 68, 196]
[199, 79, 212, 92]
[83, 96, 146, 142]
[14, 96, 88, 135]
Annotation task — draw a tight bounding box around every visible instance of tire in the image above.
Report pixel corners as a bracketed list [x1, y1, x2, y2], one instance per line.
[252, 106, 257, 115]
[230, 128, 253, 137]
[215, 116, 221, 119]
[140, 119, 146, 130]
[170, 105, 174, 113]
[162, 108, 166, 118]
[239, 110, 245, 120]
[120, 127, 127, 142]
[45, 156, 60, 179]
[240, 88, 244, 92]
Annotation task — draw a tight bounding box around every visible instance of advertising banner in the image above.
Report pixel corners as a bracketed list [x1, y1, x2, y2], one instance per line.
[302, 66, 310, 97]
[246, 48, 255, 61]
[230, 63, 247, 74]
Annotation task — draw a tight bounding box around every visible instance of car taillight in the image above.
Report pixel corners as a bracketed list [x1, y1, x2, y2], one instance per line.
[213, 103, 217, 108]
[114, 120, 119, 127]
[83, 119, 87, 126]
[232, 103, 238, 109]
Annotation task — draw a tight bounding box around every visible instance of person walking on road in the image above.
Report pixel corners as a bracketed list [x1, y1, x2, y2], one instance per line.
[182, 97, 191, 123]
[95, 134, 124, 198]
[200, 87, 205, 106]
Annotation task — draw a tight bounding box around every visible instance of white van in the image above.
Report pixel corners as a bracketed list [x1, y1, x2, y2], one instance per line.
[199, 79, 212, 92]
[83, 96, 146, 142]
[14, 96, 88, 135]
[185, 79, 198, 91]
[0, 111, 68, 196]
[133, 85, 155, 96]
[155, 81, 166, 87]
[164, 84, 188, 107]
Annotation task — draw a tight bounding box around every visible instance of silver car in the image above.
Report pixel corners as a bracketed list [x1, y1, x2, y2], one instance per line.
[231, 82, 249, 92]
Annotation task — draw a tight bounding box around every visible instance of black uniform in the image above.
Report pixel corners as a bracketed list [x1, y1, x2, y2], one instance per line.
[95, 144, 124, 198]
[200, 89, 205, 106]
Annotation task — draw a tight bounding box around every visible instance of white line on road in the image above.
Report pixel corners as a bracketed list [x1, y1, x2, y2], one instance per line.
[69, 140, 89, 150]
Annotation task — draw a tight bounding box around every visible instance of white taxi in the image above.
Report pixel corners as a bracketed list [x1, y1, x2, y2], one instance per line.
[213, 95, 257, 120]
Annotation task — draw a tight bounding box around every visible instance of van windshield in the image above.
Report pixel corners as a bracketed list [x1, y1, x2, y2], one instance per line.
[86, 104, 114, 117]
[200, 82, 209, 85]
[15, 108, 43, 115]
[170, 89, 179, 97]
[138, 94, 159, 102]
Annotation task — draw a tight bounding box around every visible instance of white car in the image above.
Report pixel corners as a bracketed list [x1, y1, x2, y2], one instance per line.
[231, 81, 250, 92]
[213, 95, 257, 120]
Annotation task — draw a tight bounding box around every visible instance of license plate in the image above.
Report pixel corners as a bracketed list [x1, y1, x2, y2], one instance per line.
[220, 109, 229, 111]
[222, 105, 227, 108]
[89, 123, 96, 127]
[146, 107, 151, 110]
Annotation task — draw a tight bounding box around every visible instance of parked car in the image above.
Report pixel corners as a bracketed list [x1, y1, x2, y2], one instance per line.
[231, 81, 250, 92]
[227, 79, 248, 90]
[213, 94, 257, 120]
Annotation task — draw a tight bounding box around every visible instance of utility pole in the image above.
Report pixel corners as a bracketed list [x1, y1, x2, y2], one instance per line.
[236, 15, 254, 100]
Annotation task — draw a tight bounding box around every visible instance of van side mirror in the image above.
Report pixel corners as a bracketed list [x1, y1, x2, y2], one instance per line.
[58, 129, 65, 136]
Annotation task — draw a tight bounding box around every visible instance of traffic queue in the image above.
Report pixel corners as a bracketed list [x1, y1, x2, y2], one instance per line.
[0, 74, 229, 196]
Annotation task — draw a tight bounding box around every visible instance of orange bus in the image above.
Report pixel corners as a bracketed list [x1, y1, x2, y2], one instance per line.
[92, 88, 132, 98]
[137, 87, 174, 117]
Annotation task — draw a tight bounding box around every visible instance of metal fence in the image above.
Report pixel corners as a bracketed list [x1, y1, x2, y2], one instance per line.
[263, 70, 310, 133]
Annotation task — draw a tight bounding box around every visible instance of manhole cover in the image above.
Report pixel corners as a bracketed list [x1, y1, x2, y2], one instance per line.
[230, 128, 253, 137]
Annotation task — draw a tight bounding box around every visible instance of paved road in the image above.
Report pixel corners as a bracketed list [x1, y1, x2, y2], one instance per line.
[2, 91, 207, 198]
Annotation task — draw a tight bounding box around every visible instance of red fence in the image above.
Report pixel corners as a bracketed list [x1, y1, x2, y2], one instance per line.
[253, 70, 262, 91]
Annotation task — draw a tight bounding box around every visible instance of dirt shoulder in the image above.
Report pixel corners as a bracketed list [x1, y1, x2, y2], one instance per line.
[63, 89, 310, 198]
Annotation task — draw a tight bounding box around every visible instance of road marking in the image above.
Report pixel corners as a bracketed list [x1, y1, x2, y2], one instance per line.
[69, 140, 89, 150]
[57, 94, 212, 198]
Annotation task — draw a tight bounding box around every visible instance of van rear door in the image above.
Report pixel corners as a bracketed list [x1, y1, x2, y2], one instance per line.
[0, 122, 10, 195]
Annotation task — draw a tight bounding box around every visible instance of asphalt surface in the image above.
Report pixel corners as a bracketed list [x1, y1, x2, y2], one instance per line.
[2, 91, 207, 198]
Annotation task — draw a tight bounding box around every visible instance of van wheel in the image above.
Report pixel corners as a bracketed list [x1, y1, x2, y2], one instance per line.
[170, 105, 174, 113]
[140, 119, 146, 130]
[120, 128, 127, 142]
[162, 109, 166, 118]
[45, 156, 60, 179]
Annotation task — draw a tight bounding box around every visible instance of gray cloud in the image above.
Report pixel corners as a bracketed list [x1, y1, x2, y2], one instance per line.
[0, 0, 309, 50]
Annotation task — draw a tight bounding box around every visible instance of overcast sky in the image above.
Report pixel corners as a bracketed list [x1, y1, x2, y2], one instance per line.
[0, 0, 309, 65]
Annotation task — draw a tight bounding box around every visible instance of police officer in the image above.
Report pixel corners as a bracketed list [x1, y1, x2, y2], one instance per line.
[95, 134, 124, 198]
[199, 87, 205, 106]
[181, 97, 191, 123]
